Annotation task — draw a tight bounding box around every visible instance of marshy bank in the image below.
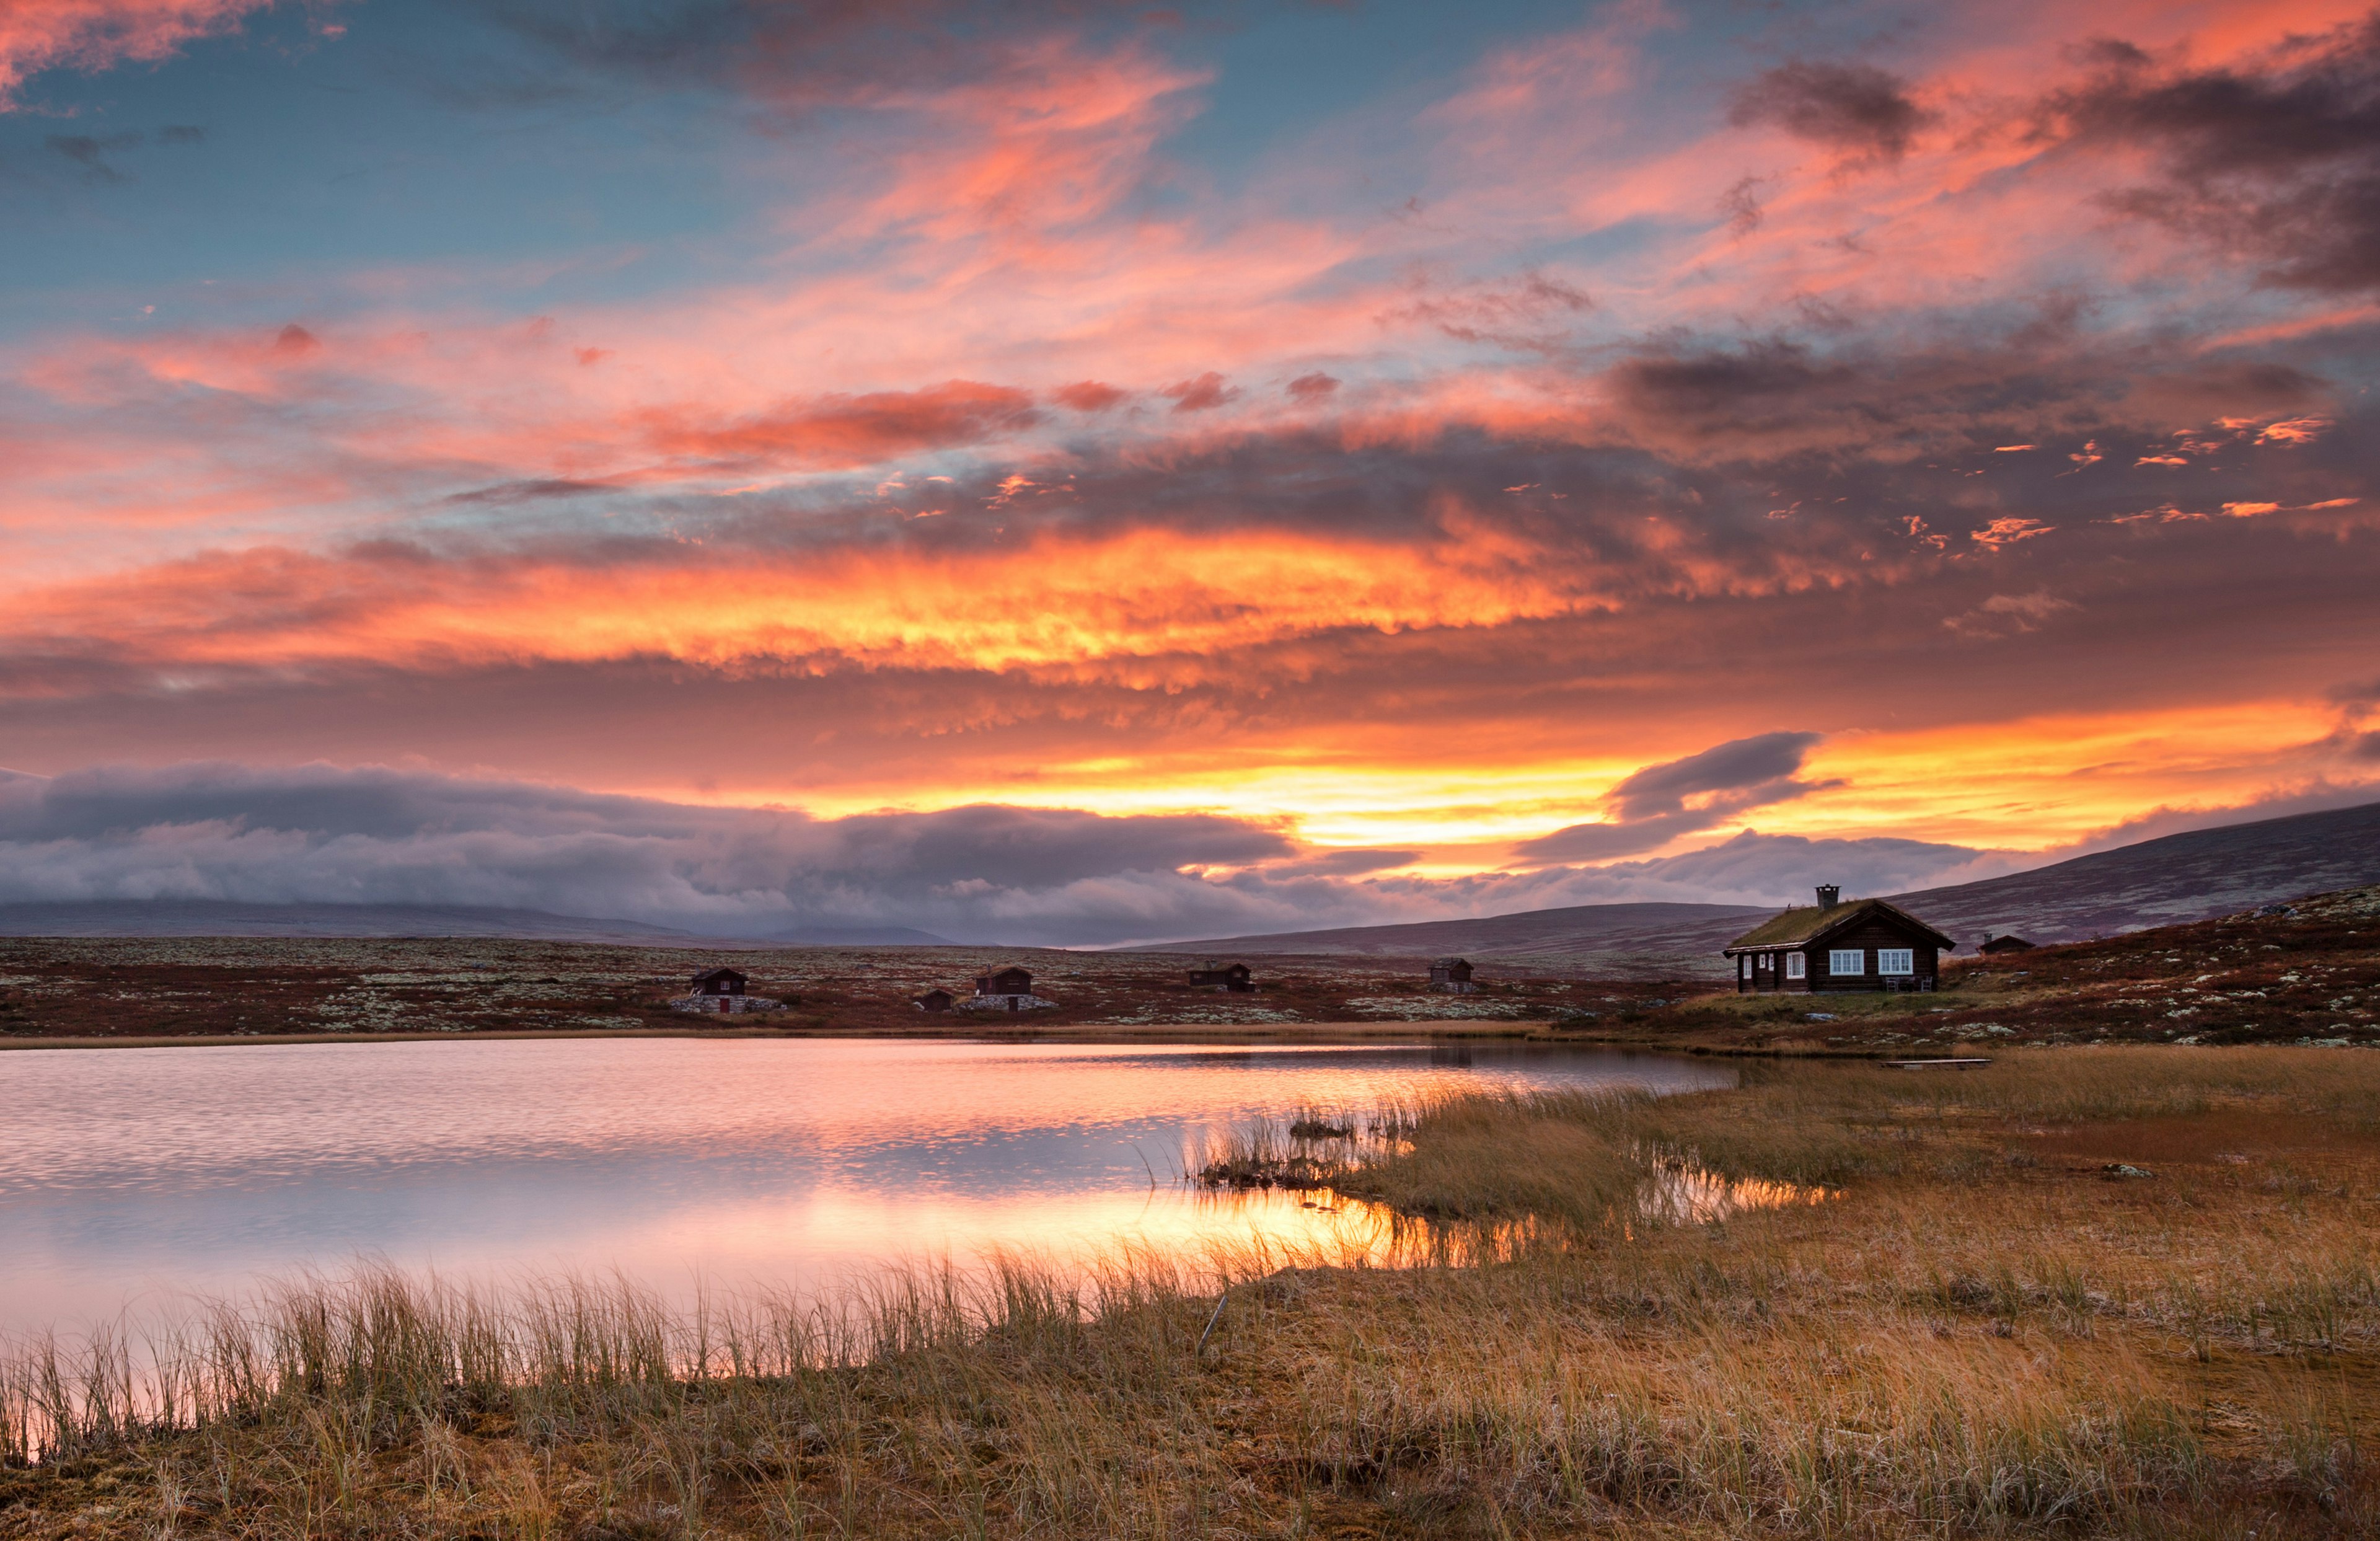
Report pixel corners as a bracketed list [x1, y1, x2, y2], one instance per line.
[7, 1047, 2379, 1539]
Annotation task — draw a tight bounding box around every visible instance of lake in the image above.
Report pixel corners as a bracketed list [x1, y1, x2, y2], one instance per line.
[0, 1037, 1730, 1336]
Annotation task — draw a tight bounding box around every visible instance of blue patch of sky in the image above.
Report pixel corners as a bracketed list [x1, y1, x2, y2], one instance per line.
[0, 0, 1873, 349]
[1161, 0, 1580, 185]
[1156, 1, 1784, 312]
[0, 0, 743, 340]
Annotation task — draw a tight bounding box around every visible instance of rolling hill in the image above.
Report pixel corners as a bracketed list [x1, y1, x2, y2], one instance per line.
[1891, 799, 2380, 944]
[1151, 799, 2380, 977]
[1144, 901, 1770, 977]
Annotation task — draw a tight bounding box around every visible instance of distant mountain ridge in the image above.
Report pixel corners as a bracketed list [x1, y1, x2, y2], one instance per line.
[1152, 800, 2380, 976]
[769, 925, 956, 945]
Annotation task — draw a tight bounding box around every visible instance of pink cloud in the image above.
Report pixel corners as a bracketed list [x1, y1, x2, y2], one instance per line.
[640, 381, 1043, 470]
[1052, 381, 1126, 412]
[0, 0, 276, 106]
[839, 38, 1211, 255]
[1161, 371, 1235, 413]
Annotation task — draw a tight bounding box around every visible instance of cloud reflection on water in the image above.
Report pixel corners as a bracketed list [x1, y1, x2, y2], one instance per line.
[0, 1036, 1730, 1335]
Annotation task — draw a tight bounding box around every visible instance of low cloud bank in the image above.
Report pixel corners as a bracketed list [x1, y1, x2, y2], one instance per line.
[0, 761, 2350, 947]
[0, 762, 1308, 945]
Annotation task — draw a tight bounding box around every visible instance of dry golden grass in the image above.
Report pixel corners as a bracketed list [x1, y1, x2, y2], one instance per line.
[4, 1047, 2377, 1539]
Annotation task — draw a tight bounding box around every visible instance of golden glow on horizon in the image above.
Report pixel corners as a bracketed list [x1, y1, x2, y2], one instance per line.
[1790, 699, 2343, 849]
[640, 695, 2348, 870]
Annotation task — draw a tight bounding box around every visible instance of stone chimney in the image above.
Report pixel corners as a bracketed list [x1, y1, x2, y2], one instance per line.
[1815, 884, 1841, 909]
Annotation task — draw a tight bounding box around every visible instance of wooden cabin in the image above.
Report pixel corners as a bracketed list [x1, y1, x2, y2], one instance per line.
[690, 966, 747, 997]
[975, 966, 1033, 997]
[1186, 960, 1255, 992]
[915, 988, 955, 1012]
[1979, 934, 2036, 955]
[1723, 886, 1957, 994]
[1429, 958, 1477, 994]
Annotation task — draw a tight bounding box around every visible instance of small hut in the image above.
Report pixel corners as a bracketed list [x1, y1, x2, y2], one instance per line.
[671, 966, 781, 1015]
[964, 965, 1054, 1013]
[976, 965, 1033, 997]
[915, 988, 956, 1012]
[1429, 958, 1477, 994]
[1979, 934, 2036, 955]
[1186, 960, 1255, 992]
[690, 967, 747, 997]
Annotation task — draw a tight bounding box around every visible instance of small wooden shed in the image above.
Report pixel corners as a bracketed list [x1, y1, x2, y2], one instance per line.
[915, 988, 955, 1012]
[1429, 958, 1477, 994]
[976, 966, 1033, 997]
[1980, 935, 2037, 955]
[1186, 960, 1255, 992]
[690, 967, 747, 997]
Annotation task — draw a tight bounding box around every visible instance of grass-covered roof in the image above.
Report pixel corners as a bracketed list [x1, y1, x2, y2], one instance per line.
[1723, 898, 1957, 954]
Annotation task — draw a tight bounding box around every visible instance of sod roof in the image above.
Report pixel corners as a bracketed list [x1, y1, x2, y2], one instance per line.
[1722, 898, 1958, 954]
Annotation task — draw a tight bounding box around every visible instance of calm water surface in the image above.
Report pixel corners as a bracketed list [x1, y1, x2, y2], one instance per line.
[0, 1038, 1729, 1334]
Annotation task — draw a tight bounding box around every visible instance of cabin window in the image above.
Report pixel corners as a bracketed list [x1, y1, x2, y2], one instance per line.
[1739, 955, 1751, 979]
[1828, 948, 1864, 976]
[1879, 948, 1915, 976]
[1786, 953, 1805, 979]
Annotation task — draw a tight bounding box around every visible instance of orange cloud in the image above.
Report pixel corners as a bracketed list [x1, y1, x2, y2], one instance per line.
[0, 524, 1630, 681]
[1969, 517, 2055, 549]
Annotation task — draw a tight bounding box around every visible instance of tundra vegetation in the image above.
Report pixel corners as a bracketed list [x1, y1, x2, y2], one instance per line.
[6, 1047, 2378, 1539]
[1, 885, 2370, 1047]
[0, 937, 1639, 1040]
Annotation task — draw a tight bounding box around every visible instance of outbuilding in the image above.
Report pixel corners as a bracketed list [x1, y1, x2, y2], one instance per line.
[671, 966, 781, 1015]
[915, 989, 956, 1012]
[1429, 958, 1477, 994]
[1723, 885, 1957, 994]
[1186, 960, 1255, 992]
[976, 966, 1033, 997]
[1979, 934, 2037, 955]
[690, 967, 747, 997]
[963, 965, 1056, 1013]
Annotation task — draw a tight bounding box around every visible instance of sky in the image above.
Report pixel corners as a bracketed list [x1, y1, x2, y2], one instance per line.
[1, 0, 2376, 944]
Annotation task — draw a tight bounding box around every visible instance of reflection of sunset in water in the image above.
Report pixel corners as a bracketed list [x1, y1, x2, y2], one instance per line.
[1644, 1165, 1838, 1225]
[563, 1184, 1433, 1299]
[0, 1038, 1730, 1335]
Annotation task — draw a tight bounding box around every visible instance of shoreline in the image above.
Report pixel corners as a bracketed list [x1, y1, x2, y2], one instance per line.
[0, 1019, 1700, 1052]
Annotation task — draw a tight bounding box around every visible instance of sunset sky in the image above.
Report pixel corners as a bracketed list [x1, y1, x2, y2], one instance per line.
[1, 0, 2376, 943]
